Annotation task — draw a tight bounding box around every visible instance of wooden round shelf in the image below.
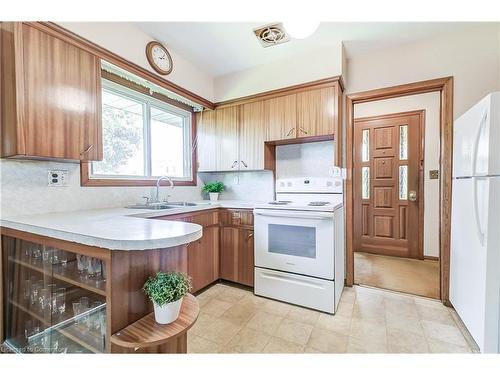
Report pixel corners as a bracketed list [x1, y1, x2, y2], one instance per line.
[111, 294, 199, 350]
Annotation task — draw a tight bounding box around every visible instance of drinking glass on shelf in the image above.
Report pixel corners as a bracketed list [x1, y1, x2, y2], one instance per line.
[32, 246, 42, 263]
[89, 301, 102, 330]
[53, 288, 66, 315]
[79, 296, 89, 308]
[86, 257, 98, 278]
[24, 243, 32, 260]
[76, 254, 87, 274]
[42, 247, 52, 265]
[59, 251, 68, 267]
[72, 302, 82, 325]
[38, 288, 49, 311]
[30, 280, 42, 305]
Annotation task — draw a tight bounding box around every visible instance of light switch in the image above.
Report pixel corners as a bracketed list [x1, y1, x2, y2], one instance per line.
[429, 170, 439, 179]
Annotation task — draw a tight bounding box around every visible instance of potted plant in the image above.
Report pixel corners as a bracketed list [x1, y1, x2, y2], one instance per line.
[143, 271, 191, 324]
[202, 181, 225, 201]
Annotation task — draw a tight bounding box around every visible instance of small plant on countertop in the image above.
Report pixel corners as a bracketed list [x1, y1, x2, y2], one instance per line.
[143, 271, 191, 307]
[202, 181, 225, 193]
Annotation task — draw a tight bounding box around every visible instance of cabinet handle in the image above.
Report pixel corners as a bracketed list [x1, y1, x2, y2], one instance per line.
[285, 128, 295, 137]
[80, 144, 93, 156]
[247, 232, 254, 239]
[299, 127, 309, 135]
[231, 160, 238, 168]
[240, 160, 248, 168]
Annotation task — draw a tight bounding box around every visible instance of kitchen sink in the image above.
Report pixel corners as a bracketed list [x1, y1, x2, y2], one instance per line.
[167, 202, 198, 206]
[125, 203, 176, 210]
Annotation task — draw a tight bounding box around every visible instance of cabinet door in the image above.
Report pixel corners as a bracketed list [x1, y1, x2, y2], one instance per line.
[238, 229, 254, 287]
[22, 24, 102, 160]
[264, 94, 297, 141]
[187, 226, 219, 293]
[196, 110, 217, 172]
[239, 101, 266, 170]
[219, 226, 239, 283]
[297, 87, 335, 138]
[215, 106, 239, 171]
[219, 227, 254, 287]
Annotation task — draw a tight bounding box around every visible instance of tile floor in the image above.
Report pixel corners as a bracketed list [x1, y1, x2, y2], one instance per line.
[188, 282, 478, 354]
[355, 252, 440, 299]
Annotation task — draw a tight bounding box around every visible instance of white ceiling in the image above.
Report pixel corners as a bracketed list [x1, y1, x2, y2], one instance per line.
[137, 22, 480, 78]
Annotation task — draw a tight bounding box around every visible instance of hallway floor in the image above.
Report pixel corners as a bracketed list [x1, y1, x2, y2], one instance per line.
[354, 252, 440, 299]
[188, 282, 477, 353]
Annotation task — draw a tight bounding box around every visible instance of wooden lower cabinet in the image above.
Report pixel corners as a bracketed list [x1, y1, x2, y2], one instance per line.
[187, 226, 219, 293]
[219, 227, 254, 287]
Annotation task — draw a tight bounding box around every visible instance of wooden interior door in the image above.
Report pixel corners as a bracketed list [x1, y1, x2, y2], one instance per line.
[353, 111, 424, 259]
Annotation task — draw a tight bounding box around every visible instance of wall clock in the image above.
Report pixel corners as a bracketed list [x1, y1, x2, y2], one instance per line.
[145, 41, 173, 75]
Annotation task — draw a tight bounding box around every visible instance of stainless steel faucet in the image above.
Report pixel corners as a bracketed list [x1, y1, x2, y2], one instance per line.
[155, 176, 174, 203]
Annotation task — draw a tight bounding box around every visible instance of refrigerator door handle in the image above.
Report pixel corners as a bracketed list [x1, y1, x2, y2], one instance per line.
[472, 111, 488, 176]
[472, 176, 485, 246]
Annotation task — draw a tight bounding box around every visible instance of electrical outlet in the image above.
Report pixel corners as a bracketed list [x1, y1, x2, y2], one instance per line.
[48, 170, 68, 187]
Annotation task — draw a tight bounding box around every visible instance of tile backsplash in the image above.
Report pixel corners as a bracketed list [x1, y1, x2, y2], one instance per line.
[276, 141, 335, 179]
[0, 159, 203, 218]
[198, 170, 274, 202]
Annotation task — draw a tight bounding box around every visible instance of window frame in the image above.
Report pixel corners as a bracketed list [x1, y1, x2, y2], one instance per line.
[81, 76, 197, 187]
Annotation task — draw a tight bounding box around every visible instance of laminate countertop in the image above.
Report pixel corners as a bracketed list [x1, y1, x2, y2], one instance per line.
[0, 200, 261, 251]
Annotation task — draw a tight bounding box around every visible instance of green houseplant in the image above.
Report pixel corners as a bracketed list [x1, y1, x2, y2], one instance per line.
[202, 181, 225, 201]
[143, 271, 191, 324]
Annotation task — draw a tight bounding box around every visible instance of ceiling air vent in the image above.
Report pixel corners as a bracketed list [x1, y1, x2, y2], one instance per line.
[253, 23, 290, 48]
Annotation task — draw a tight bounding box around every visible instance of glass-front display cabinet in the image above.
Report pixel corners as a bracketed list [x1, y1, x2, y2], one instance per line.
[1, 236, 109, 353]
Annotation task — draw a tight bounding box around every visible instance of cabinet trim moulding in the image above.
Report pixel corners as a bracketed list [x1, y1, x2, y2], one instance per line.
[25, 22, 215, 110]
[215, 76, 344, 109]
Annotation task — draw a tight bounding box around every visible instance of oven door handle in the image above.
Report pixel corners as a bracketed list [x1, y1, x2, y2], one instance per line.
[254, 209, 334, 220]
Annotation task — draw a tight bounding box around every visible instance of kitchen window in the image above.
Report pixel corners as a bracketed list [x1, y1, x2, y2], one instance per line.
[83, 78, 195, 186]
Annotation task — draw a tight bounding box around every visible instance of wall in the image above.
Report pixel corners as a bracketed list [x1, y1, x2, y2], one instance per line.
[0, 159, 203, 218]
[276, 141, 334, 179]
[346, 23, 500, 118]
[214, 45, 343, 102]
[354, 92, 440, 258]
[57, 22, 214, 102]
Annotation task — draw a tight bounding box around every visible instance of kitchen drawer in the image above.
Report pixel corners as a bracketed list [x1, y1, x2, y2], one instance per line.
[219, 209, 253, 228]
[154, 209, 219, 227]
[254, 267, 336, 314]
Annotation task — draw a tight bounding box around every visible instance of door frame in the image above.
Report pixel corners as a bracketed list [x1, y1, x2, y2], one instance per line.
[345, 77, 454, 304]
[353, 110, 425, 260]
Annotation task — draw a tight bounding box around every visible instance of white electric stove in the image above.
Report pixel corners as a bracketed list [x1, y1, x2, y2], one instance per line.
[253, 176, 345, 314]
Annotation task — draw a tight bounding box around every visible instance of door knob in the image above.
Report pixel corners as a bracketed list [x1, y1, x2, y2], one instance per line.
[409, 190, 417, 201]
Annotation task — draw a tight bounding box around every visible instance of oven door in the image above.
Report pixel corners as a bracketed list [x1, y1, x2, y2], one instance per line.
[254, 208, 335, 279]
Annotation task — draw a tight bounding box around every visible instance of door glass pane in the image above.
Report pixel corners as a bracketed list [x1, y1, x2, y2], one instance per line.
[362, 167, 370, 199]
[362, 129, 370, 162]
[399, 165, 408, 200]
[399, 125, 408, 160]
[92, 89, 145, 176]
[268, 224, 316, 259]
[150, 106, 186, 177]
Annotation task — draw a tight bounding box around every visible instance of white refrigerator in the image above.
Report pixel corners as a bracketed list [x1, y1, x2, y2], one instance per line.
[450, 92, 500, 353]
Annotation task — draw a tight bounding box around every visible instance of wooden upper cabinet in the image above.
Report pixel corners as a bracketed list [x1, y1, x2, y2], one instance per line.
[215, 106, 240, 171]
[196, 106, 240, 172]
[239, 101, 265, 170]
[196, 109, 217, 172]
[1, 22, 102, 160]
[297, 86, 336, 138]
[264, 94, 297, 141]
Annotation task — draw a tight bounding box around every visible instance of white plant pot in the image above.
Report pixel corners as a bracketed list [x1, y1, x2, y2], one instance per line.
[153, 298, 183, 324]
[209, 192, 219, 201]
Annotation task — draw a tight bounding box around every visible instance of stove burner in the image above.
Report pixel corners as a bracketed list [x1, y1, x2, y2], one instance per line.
[308, 201, 330, 206]
[268, 201, 292, 205]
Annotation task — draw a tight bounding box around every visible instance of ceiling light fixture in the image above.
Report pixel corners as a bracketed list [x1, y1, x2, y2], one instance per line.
[282, 21, 320, 39]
